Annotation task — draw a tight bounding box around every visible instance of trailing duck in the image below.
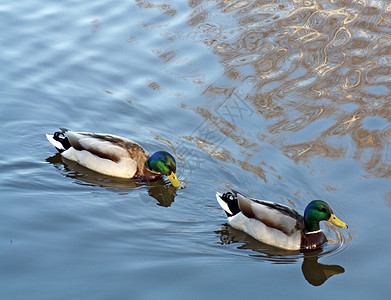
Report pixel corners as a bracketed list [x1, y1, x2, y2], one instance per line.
[46, 129, 182, 188]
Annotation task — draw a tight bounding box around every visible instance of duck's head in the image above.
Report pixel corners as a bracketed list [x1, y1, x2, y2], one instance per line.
[303, 200, 348, 233]
[145, 151, 181, 188]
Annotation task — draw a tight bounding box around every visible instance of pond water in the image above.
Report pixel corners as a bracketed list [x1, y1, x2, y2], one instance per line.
[1, 0, 391, 298]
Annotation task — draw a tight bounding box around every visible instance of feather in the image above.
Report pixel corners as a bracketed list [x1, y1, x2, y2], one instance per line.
[66, 132, 143, 162]
[62, 147, 138, 178]
[228, 212, 302, 250]
[216, 193, 233, 215]
[46, 134, 65, 151]
[237, 194, 304, 236]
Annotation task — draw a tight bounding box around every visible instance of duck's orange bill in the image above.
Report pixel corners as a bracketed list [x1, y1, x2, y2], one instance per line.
[328, 214, 348, 229]
[168, 172, 181, 188]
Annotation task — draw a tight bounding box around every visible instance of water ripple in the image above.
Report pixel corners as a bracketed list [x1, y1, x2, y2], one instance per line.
[187, 0, 391, 179]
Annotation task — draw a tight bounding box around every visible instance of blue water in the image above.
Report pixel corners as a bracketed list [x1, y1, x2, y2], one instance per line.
[1, 0, 391, 299]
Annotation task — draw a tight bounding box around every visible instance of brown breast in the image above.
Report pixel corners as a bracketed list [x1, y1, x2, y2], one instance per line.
[300, 231, 327, 250]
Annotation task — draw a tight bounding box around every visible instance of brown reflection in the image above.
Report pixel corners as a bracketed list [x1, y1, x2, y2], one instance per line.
[180, 102, 267, 181]
[135, 0, 177, 17]
[46, 154, 177, 207]
[216, 225, 345, 286]
[185, 0, 391, 179]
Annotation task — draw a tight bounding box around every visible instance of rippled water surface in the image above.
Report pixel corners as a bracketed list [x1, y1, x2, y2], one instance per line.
[1, 0, 391, 298]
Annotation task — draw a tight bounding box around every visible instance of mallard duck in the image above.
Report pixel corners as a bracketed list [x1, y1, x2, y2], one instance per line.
[216, 191, 348, 250]
[46, 129, 181, 188]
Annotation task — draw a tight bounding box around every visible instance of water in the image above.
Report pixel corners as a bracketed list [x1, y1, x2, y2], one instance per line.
[1, 0, 390, 298]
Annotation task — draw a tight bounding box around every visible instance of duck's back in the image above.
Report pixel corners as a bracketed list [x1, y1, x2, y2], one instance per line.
[62, 132, 148, 178]
[236, 194, 305, 236]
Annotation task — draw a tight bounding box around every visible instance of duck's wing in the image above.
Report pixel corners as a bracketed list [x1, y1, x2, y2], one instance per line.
[237, 193, 304, 236]
[66, 131, 148, 162]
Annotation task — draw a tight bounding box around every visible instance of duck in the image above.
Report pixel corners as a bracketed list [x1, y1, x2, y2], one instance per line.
[216, 191, 348, 250]
[46, 129, 182, 188]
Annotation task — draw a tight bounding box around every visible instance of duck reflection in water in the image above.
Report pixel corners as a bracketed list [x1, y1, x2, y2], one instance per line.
[301, 250, 345, 286]
[216, 225, 345, 286]
[46, 154, 178, 207]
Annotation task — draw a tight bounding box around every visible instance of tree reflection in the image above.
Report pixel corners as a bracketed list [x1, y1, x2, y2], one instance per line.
[184, 0, 391, 178]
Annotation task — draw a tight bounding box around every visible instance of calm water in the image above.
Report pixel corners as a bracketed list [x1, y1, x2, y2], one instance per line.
[1, 0, 391, 298]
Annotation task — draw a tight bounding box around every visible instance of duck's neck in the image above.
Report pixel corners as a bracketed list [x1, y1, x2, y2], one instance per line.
[304, 219, 321, 233]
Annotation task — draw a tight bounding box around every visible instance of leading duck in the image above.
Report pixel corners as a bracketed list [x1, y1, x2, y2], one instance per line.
[216, 191, 348, 250]
[46, 129, 182, 188]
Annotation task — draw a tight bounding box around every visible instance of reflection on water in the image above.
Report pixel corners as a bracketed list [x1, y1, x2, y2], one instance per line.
[301, 251, 345, 286]
[46, 154, 177, 207]
[184, 0, 391, 179]
[216, 224, 345, 286]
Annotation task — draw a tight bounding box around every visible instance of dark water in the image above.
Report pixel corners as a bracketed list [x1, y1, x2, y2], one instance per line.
[1, 0, 390, 298]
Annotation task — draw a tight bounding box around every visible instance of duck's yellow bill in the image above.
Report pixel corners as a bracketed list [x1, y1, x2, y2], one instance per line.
[328, 214, 348, 229]
[168, 172, 181, 188]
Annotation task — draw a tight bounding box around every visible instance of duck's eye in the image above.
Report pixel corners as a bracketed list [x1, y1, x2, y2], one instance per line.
[318, 207, 327, 213]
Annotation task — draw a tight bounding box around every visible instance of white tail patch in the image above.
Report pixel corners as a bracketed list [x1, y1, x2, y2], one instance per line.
[216, 192, 233, 215]
[46, 133, 65, 151]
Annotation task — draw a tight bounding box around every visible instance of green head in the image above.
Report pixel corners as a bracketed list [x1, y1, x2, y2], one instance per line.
[304, 200, 348, 233]
[145, 151, 181, 188]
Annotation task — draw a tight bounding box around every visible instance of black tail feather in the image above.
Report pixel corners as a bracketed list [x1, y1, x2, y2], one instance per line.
[53, 129, 71, 152]
[220, 191, 240, 216]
